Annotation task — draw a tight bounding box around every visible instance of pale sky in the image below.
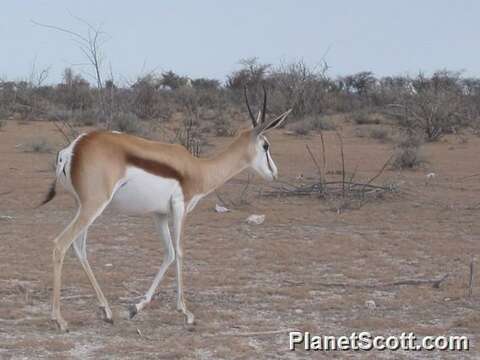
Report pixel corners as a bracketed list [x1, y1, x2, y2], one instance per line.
[1, 0, 479, 84]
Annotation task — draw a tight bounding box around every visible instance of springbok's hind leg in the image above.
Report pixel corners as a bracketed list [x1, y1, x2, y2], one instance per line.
[129, 213, 175, 318]
[51, 200, 109, 332]
[73, 230, 113, 323]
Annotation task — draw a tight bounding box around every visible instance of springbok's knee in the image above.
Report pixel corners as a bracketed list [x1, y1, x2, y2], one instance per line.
[52, 244, 67, 264]
[166, 250, 176, 266]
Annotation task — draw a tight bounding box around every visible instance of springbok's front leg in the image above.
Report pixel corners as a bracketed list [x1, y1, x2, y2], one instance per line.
[129, 213, 175, 318]
[172, 198, 195, 325]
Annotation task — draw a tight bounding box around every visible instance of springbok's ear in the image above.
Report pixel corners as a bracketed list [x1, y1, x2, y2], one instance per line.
[254, 109, 292, 135]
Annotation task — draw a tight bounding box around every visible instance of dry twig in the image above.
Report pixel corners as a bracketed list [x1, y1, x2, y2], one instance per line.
[285, 274, 449, 289]
[468, 257, 475, 297]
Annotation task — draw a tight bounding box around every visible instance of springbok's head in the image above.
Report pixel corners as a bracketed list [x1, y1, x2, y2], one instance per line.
[244, 86, 292, 181]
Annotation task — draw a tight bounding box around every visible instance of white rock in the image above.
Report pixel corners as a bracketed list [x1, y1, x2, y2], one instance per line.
[215, 204, 230, 213]
[365, 300, 376, 310]
[295, 309, 303, 314]
[426, 172, 436, 179]
[246, 214, 265, 225]
[105, 263, 113, 267]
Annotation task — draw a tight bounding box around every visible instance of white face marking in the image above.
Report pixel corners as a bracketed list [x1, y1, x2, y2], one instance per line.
[250, 135, 278, 181]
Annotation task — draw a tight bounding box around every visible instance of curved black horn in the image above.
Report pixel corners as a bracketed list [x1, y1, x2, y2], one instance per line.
[261, 84, 267, 123]
[243, 86, 257, 127]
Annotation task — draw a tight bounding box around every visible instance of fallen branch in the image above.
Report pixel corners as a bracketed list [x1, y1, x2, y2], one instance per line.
[285, 274, 449, 289]
[468, 257, 475, 297]
[306, 144, 322, 180]
[362, 154, 394, 191]
[61, 294, 94, 300]
[459, 173, 480, 181]
[264, 137, 397, 210]
[263, 180, 398, 198]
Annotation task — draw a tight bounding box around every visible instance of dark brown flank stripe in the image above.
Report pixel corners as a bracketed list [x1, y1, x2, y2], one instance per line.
[125, 154, 185, 184]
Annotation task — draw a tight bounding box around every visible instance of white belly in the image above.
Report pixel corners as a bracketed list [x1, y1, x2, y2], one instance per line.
[110, 166, 183, 215]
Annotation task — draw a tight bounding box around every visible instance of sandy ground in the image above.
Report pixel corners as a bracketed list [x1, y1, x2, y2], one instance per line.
[1, 119, 480, 359]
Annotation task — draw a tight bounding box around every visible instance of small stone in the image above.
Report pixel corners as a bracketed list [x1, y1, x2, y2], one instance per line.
[215, 204, 230, 213]
[246, 214, 266, 225]
[365, 300, 376, 310]
[295, 309, 303, 314]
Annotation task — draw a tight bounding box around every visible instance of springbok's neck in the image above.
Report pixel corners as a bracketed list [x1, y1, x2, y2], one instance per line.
[200, 133, 251, 194]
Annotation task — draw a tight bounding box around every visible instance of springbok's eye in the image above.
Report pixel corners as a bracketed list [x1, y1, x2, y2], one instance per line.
[263, 142, 269, 152]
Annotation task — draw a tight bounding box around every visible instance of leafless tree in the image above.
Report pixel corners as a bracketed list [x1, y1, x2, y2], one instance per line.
[32, 16, 109, 122]
[32, 18, 106, 89]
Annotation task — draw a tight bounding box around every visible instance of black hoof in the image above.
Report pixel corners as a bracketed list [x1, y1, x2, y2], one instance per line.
[128, 304, 138, 319]
[51, 319, 69, 332]
[99, 307, 114, 324]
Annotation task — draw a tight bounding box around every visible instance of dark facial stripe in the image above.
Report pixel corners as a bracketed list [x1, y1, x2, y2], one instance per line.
[265, 151, 274, 173]
[125, 154, 184, 183]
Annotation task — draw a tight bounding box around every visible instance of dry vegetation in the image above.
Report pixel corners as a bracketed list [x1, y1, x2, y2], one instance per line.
[2, 60, 479, 157]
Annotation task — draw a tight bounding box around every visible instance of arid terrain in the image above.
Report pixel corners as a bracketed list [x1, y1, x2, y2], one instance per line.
[1, 119, 480, 359]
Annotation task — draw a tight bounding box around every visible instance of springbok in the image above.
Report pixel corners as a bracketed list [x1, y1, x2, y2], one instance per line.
[41, 89, 292, 331]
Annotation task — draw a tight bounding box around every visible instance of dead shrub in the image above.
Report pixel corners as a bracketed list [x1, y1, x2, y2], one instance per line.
[56, 68, 93, 111]
[73, 109, 99, 126]
[288, 115, 335, 135]
[175, 114, 204, 156]
[213, 116, 235, 137]
[396, 133, 424, 148]
[350, 111, 381, 125]
[368, 127, 391, 142]
[263, 135, 399, 213]
[0, 109, 6, 129]
[288, 121, 312, 135]
[385, 71, 470, 141]
[390, 131, 426, 169]
[24, 138, 52, 153]
[111, 112, 144, 135]
[45, 108, 99, 126]
[391, 146, 424, 169]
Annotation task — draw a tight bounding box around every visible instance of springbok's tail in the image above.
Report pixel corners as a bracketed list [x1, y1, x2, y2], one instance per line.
[38, 180, 57, 207]
[37, 150, 61, 208]
[36, 133, 83, 208]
